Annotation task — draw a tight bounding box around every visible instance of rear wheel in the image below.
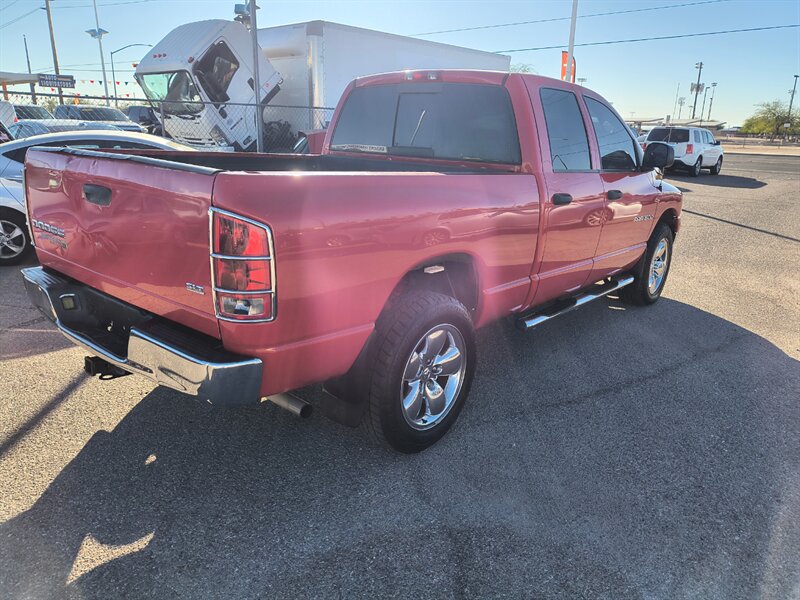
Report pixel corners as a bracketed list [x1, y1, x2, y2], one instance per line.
[710, 156, 723, 175]
[620, 223, 674, 306]
[0, 209, 32, 266]
[365, 291, 476, 453]
[690, 157, 702, 177]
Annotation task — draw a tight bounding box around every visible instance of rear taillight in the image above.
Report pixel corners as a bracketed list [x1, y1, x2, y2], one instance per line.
[210, 209, 275, 322]
[686, 143, 694, 155]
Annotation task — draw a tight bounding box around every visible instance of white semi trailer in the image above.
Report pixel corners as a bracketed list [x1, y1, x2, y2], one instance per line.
[135, 19, 510, 151]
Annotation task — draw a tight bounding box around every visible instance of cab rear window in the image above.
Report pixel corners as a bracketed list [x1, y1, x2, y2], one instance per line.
[648, 128, 689, 143]
[330, 82, 521, 164]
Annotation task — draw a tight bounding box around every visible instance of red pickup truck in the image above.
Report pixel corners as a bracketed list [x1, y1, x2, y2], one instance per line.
[22, 70, 680, 452]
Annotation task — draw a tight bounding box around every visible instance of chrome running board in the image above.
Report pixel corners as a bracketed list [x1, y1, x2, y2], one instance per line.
[516, 275, 635, 331]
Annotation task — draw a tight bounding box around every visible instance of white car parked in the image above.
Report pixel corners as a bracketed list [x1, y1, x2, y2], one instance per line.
[0, 130, 195, 265]
[644, 126, 724, 177]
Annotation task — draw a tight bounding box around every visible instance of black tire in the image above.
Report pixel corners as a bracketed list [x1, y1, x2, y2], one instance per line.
[710, 156, 723, 175]
[689, 157, 702, 177]
[620, 223, 674, 306]
[0, 208, 32, 266]
[365, 291, 476, 453]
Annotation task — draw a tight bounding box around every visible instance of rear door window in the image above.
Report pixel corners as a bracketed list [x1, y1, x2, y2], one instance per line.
[584, 97, 637, 171]
[693, 130, 703, 143]
[539, 88, 591, 171]
[331, 82, 521, 164]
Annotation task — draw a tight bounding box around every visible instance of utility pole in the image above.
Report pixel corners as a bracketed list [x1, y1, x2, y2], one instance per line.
[707, 82, 718, 122]
[672, 83, 680, 120]
[691, 61, 703, 119]
[699, 87, 710, 126]
[677, 97, 686, 119]
[577, 77, 587, 85]
[44, 0, 63, 104]
[249, 0, 264, 152]
[23, 35, 36, 104]
[565, 0, 578, 83]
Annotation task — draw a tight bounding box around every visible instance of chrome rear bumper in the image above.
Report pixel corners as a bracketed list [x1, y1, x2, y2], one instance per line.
[22, 266, 262, 405]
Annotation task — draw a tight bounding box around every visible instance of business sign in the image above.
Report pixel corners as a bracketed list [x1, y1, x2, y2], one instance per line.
[38, 74, 75, 89]
[560, 51, 576, 83]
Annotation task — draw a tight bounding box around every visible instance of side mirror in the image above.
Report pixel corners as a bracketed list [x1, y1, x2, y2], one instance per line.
[642, 141, 674, 170]
[713, 140, 721, 146]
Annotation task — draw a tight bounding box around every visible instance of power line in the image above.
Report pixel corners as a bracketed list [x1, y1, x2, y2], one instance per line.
[495, 24, 800, 54]
[0, 0, 23, 13]
[0, 7, 40, 31]
[412, 0, 727, 36]
[54, 0, 161, 9]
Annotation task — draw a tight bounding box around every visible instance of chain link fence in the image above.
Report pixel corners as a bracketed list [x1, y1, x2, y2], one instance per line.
[2, 91, 334, 152]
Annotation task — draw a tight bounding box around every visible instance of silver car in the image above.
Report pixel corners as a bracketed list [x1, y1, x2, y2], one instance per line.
[0, 130, 195, 265]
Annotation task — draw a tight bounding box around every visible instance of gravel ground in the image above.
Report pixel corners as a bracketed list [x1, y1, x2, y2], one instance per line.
[0, 154, 798, 599]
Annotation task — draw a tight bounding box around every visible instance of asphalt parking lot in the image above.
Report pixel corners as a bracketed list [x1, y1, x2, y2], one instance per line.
[1, 154, 798, 599]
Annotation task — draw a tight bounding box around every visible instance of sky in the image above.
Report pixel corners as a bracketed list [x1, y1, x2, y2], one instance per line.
[1, 0, 798, 126]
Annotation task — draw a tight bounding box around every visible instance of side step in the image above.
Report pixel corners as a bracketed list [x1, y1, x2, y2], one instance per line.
[516, 275, 635, 331]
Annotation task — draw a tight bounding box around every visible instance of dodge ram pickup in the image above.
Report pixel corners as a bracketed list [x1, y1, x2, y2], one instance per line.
[22, 70, 680, 452]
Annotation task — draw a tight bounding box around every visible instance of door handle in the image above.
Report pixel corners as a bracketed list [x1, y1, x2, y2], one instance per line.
[607, 189, 623, 200]
[551, 193, 572, 206]
[83, 183, 112, 207]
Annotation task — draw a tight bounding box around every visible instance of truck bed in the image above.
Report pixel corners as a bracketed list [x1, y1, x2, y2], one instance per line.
[97, 147, 515, 174]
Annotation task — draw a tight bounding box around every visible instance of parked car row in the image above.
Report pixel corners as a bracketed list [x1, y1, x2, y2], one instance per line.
[0, 101, 155, 141]
[0, 130, 196, 265]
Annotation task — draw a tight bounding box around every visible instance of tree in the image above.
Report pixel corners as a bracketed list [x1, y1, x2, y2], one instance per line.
[740, 100, 799, 139]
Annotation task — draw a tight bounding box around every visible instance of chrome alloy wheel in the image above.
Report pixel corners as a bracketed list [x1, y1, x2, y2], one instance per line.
[0, 219, 26, 260]
[648, 238, 670, 295]
[400, 324, 467, 431]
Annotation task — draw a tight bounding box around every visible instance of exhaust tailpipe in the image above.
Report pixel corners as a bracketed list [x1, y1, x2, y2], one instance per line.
[265, 393, 313, 418]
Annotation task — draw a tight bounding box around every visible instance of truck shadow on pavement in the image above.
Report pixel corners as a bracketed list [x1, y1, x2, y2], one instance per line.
[666, 173, 766, 190]
[1, 299, 798, 599]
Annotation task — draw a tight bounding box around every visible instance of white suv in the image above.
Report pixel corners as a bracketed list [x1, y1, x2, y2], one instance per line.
[644, 126, 724, 177]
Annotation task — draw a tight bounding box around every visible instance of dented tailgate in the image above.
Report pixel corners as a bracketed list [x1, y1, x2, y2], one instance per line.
[25, 147, 222, 339]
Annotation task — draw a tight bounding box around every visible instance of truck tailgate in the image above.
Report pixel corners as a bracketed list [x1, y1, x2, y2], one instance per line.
[25, 148, 222, 339]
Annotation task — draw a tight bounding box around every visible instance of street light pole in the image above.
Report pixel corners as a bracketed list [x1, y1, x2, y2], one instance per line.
[86, 0, 110, 105]
[691, 61, 703, 119]
[706, 82, 718, 122]
[110, 43, 152, 106]
[788, 74, 799, 121]
[672, 83, 680, 120]
[677, 97, 686, 119]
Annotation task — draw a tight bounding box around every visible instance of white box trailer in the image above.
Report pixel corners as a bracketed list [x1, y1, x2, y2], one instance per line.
[135, 19, 510, 151]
